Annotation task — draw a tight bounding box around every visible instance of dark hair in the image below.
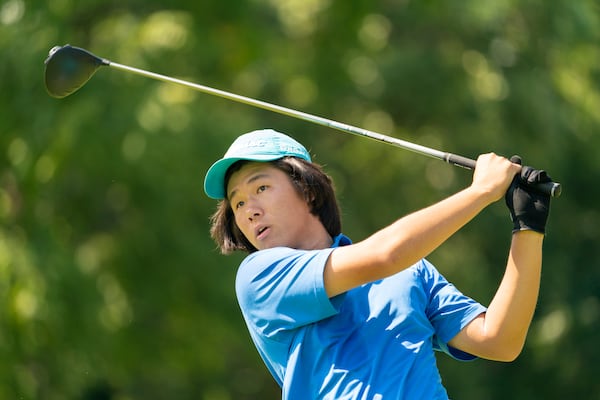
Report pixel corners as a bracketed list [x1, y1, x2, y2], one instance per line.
[209, 157, 342, 254]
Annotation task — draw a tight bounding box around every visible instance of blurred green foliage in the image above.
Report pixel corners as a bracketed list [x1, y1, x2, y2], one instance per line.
[1, 0, 599, 399]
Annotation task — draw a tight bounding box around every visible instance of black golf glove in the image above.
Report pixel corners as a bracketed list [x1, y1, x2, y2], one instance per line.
[505, 156, 552, 234]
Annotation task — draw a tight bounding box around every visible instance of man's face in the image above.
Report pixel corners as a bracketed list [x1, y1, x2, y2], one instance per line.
[227, 162, 327, 251]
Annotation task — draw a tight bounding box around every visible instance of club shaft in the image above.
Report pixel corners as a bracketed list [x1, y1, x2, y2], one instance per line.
[109, 62, 451, 160]
[108, 61, 561, 197]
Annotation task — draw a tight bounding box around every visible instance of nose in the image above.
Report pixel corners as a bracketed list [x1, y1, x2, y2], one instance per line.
[245, 198, 262, 221]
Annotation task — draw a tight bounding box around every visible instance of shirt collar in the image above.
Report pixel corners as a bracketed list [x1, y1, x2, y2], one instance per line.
[331, 233, 352, 248]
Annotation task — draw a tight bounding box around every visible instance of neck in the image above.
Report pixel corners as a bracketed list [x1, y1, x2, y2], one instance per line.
[300, 216, 333, 250]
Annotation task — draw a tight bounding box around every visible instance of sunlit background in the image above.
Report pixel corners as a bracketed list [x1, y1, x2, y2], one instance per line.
[2, 1, 599, 399]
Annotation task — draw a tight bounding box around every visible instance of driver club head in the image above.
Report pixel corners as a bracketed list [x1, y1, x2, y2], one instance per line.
[44, 44, 109, 98]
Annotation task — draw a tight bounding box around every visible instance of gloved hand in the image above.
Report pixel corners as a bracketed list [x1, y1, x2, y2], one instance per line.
[505, 156, 552, 234]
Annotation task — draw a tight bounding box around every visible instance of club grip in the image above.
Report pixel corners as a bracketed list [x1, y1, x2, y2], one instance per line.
[444, 153, 562, 198]
[530, 181, 562, 198]
[445, 153, 477, 169]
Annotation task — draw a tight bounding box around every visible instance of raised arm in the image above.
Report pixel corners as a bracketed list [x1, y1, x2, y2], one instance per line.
[448, 160, 552, 361]
[324, 153, 521, 297]
[448, 230, 543, 361]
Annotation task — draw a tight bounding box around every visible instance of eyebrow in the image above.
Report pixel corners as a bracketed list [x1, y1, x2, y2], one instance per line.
[227, 172, 271, 201]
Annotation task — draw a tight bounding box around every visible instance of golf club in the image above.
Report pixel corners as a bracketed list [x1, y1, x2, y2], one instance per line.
[44, 44, 561, 197]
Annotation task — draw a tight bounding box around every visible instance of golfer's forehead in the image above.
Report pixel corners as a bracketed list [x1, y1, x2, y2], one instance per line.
[226, 162, 281, 199]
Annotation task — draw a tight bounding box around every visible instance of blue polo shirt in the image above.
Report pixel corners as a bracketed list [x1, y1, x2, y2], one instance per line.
[235, 234, 486, 399]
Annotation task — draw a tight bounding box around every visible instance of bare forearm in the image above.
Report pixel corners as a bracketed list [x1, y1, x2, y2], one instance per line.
[367, 186, 495, 274]
[324, 153, 521, 297]
[453, 230, 544, 361]
[326, 186, 496, 296]
[356, 153, 519, 280]
[484, 231, 543, 357]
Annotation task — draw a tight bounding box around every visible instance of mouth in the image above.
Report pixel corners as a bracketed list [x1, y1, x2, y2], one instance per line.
[256, 226, 270, 240]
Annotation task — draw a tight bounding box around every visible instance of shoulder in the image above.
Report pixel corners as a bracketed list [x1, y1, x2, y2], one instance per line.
[235, 246, 342, 334]
[237, 247, 331, 278]
[235, 247, 335, 297]
[414, 258, 447, 284]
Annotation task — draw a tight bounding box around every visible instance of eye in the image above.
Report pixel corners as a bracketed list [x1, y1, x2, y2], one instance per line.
[234, 200, 245, 210]
[257, 185, 267, 193]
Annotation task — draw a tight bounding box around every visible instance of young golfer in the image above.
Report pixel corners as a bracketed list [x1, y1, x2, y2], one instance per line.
[203, 129, 551, 399]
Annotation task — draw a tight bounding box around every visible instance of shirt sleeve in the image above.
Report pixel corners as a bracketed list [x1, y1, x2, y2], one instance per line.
[419, 259, 487, 361]
[235, 247, 342, 341]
